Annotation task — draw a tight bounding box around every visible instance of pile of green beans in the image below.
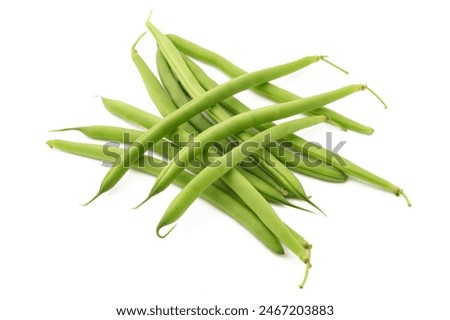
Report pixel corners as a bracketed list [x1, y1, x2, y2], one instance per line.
[47, 18, 410, 288]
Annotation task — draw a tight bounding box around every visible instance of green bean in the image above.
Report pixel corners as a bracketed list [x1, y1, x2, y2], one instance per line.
[101, 97, 160, 129]
[100, 96, 294, 210]
[183, 55, 348, 183]
[234, 167, 310, 212]
[277, 135, 412, 206]
[53, 125, 238, 198]
[131, 34, 197, 134]
[53, 125, 142, 144]
[167, 34, 375, 134]
[47, 139, 284, 254]
[153, 50, 300, 204]
[87, 40, 332, 204]
[157, 53, 304, 200]
[53, 125, 306, 206]
[155, 49, 238, 159]
[157, 116, 325, 234]
[156, 49, 219, 136]
[238, 161, 288, 196]
[156, 49, 294, 196]
[150, 26, 308, 199]
[252, 148, 308, 199]
[202, 89, 309, 199]
[96, 98, 292, 208]
[209, 106, 311, 199]
[157, 117, 326, 287]
[147, 84, 367, 204]
[219, 167, 313, 288]
[100, 98, 293, 205]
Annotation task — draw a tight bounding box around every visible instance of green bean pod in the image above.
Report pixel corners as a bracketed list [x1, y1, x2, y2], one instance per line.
[183, 55, 348, 183]
[149, 26, 309, 199]
[53, 125, 238, 198]
[100, 98, 293, 204]
[47, 139, 285, 254]
[151, 48, 299, 203]
[234, 167, 310, 212]
[156, 49, 219, 136]
[131, 34, 197, 135]
[156, 116, 326, 236]
[72, 123, 306, 209]
[147, 84, 367, 203]
[88, 48, 332, 203]
[280, 136, 411, 206]
[156, 117, 325, 286]
[156, 49, 308, 200]
[167, 34, 374, 134]
[99, 97, 290, 198]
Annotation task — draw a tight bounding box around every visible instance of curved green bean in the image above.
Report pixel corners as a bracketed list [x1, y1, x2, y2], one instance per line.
[47, 139, 284, 254]
[100, 101, 296, 208]
[132, 35, 197, 135]
[150, 49, 300, 203]
[156, 49, 295, 196]
[156, 49, 218, 136]
[183, 55, 348, 183]
[157, 116, 326, 237]
[157, 117, 325, 287]
[147, 84, 367, 203]
[149, 26, 308, 199]
[87, 46, 331, 204]
[53, 125, 236, 198]
[234, 166, 311, 212]
[167, 34, 374, 134]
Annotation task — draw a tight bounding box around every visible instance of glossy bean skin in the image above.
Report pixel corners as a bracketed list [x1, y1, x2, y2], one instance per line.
[156, 50, 218, 136]
[89, 46, 328, 203]
[47, 139, 284, 254]
[149, 26, 308, 200]
[167, 34, 374, 134]
[149, 81, 409, 206]
[99, 99, 293, 205]
[132, 25, 316, 276]
[155, 48, 306, 199]
[151, 49, 298, 203]
[131, 34, 198, 135]
[277, 135, 411, 205]
[157, 116, 326, 234]
[183, 55, 348, 183]
[54, 125, 237, 199]
[155, 117, 325, 288]
[233, 167, 310, 211]
[113, 41, 305, 206]
[149, 85, 367, 200]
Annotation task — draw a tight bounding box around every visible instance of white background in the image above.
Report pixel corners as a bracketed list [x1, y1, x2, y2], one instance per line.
[1, 0, 449, 319]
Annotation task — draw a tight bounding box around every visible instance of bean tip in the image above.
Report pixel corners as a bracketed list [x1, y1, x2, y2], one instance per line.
[133, 199, 148, 209]
[81, 192, 102, 206]
[46, 140, 54, 148]
[131, 32, 147, 53]
[133, 187, 159, 209]
[49, 127, 78, 133]
[156, 223, 177, 239]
